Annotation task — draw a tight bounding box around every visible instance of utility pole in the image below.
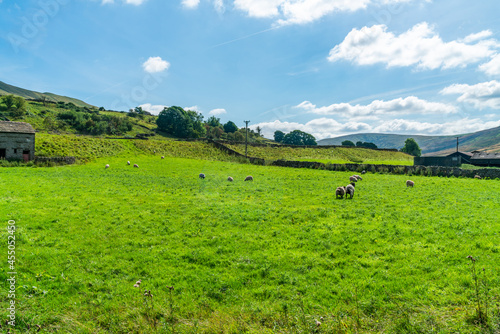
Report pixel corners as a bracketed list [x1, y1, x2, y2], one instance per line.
[456, 137, 459, 152]
[244, 120, 250, 158]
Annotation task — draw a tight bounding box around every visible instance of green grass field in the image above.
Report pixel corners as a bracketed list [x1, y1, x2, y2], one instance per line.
[225, 144, 414, 165]
[1, 155, 499, 333]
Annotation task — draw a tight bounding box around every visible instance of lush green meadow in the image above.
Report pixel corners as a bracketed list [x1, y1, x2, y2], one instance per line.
[225, 144, 414, 165]
[1, 155, 499, 333]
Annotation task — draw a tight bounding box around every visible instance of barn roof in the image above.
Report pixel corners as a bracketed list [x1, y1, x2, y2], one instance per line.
[0, 121, 35, 134]
[471, 152, 500, 160]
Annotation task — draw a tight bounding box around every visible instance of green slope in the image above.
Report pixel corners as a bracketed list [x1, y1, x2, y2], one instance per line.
[0, 81, 94, 108]
[318, 126, 500, 154]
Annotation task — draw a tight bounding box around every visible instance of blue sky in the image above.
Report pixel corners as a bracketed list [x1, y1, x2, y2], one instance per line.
[1, 0, 500, 140]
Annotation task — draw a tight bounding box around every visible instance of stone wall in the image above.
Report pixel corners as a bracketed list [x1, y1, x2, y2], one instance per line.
[0, 132, 35, 161]
[34, 156, 76, 165]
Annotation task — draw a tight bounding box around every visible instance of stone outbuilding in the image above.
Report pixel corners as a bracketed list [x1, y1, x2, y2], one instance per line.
[0, 121, 35, 161]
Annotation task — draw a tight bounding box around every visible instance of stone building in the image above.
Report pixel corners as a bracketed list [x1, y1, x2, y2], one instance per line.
[0, 121, 35, 161]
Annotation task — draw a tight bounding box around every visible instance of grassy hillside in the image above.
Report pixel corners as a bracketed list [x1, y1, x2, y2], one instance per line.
[318, 126, 500, 154]
[0, 156, 498, 333]
[226, 143, 414, 165]
[0, 81, 94, 108]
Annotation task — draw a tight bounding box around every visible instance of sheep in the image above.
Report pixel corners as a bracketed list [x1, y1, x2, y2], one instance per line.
[134, 164, 139, 168]
[161, 156, 165, 159]
[105, 164, 110, 169]
[474, 175, 482, 179]
[335, 186, 346, 199]
[406, 180, 414, 187]
[354, 175, 362, 181]
[361, 170, 366, 174]
[127, 161, 131, 165]
[227, 176, 234, 182]
[345, 182, 355, 199]
[199, 173, 205, 179]
[244, 176, 253, 181]
[349, 175, 358, 183]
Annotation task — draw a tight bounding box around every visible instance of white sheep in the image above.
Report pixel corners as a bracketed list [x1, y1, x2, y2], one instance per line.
[227, 176, 234, 182]
[161, 156, 165, 159]
[406, 180, 414, 187]
[474, 175, 482, 179]
[127, 161, 130, 165]
[335, 186, 346, 199]
[134, 164, 139, 168]
[244, 176, 253, 181]
[345, 182, 355, 199]
[349, 175, 358, 183]
[354, 175, 362, 180]
[105, 164, 109, 169]
[199, 173, 205, 179]
[361, 170, 366, 174]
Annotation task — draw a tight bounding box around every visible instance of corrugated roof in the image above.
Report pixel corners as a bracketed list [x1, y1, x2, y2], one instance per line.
[471, 152, 500, 160]
[0, 121, 35, 134]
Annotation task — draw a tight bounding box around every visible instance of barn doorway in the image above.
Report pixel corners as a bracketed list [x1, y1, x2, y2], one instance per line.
[23, 150, 30, 162]
[0, 148, 6, 159]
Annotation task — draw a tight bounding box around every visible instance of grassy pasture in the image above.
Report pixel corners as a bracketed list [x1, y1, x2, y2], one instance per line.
[225, 144, 414, 165]
[0, 156, 499, 333]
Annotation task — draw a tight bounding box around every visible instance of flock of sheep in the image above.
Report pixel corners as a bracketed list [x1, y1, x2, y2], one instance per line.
[335, 171, 415, 199]
[199, 173, 253, 182]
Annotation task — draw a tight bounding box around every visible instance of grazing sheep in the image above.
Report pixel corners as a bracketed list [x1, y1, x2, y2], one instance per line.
[349, 175, 358, 183]
[227, 176, 234, 182]
[134, 164, 139, 168]
[161, 156, 165, 159]
[127, 161, 131, 165]
[354, 175, 362, 180]
[335, 186, 346, 199]
[105, 164, 110, 169]
[474, 175, 482, 179]
[406, 180, 415, 187]
[199, 173, 205, 179]
[345, 182, 355, 199]
[361, 170, 366, 174]
[244, 176, 253, 181]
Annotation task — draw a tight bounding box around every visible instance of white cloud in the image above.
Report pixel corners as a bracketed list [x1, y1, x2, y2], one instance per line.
[102, 0, 114, 4]
[125, 0, 146, 4]
[479, 54, 500, 76]
[185, 105, 201, 112]
[181, 0, 200, 8]
[254, 116, 500, 140]
[214, 0, 225, 14]
[440, 81, 500, 110]
[295, 96, 457, 117]
[209, 108, 227, 116]
[234, 0, 283, 18]
[142, 57, 170, 73]
[328, 22, 498, 70]
[139, 103, 167, 115]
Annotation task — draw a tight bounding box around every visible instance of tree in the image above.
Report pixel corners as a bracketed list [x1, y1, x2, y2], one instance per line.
[156, 106, 205, 138]
[274, 130, 285, 143]
[356, 141, 378, 149]
[256, 126, 262, 137]
[207, 116, 221, 128]
[342, 140, 355, 146]
[282, 130, 317, 146]
[223, 121, 238, 133]
[401, 138, 421, 157]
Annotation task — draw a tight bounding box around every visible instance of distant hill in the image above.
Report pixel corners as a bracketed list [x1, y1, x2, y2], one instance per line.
[0, 81, 94, 108]
[318, 126, 500, 155]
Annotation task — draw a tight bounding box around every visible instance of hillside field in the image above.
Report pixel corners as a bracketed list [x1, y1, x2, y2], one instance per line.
[0, 155, 499, 333]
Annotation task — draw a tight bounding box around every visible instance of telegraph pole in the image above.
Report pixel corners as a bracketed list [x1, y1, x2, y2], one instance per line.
[244, 120, 250, 158]
[456, 137, 459, 152]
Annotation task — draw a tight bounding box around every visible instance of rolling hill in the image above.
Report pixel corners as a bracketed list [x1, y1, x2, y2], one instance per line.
[0, 80, 94, 108]
[318, 126, 500, 155]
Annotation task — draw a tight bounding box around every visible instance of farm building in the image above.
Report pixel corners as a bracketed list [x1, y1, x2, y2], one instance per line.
[470, 152, 500, 167]
[446, 151, 473, 164]
[0, 121, 35, 161]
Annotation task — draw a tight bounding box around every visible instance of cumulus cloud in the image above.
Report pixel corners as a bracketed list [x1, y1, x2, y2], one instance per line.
[142, 56, 170, 73]
[181, 0, 200, 8]
[185, 105, 201, 112]
[295, 96, 457, 117]
[328, 23, 498, 70]
[125, 0, 146, 4]
[440, 81, 500, 110]
[479, 54, 500, 76]
[209, 108, 227, 115]
[139, 103, 167, 115]
[373, 118, 500, 135]
[214, 0, 225, 14]
[232, 0, 425, 25]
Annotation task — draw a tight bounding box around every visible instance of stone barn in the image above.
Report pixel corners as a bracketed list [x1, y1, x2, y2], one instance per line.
[0, 121, 35, 161]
